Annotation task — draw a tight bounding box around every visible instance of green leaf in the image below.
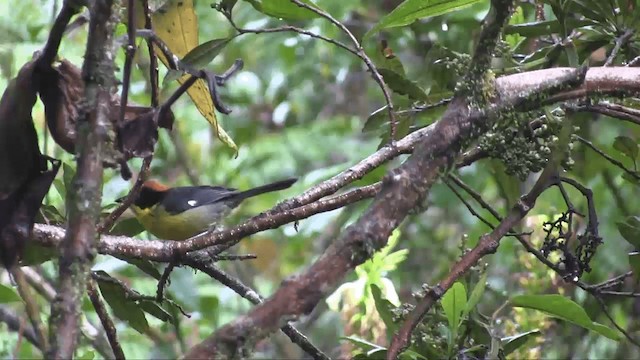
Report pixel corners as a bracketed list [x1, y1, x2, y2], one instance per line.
[511, 294, 622, 340]
[371, 284, 398, 339]
[20, 242, 56, 266]
[629, 252, 640, 278]
[139, 300, 174, 323]
[164, 38, 232, 85]
[502, 330, 541, 356]
[365, 0, 483, 39]
[441, 281, 467, 351]
[505, 19, 596, 37]
[613, 136, 639, 160]
[363, 106, 390, 133]
[378, 68, 428, 101]
[617, 216, 640, 249]
[95, 271, 149, 334]
[464, 271, 488, 316]
[76, 350, 95, 360]
[0, 283, 21, 303]
[244, 0, 320, 20]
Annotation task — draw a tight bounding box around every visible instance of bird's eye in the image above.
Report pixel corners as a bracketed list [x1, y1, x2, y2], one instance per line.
[187, 200, 198, 206]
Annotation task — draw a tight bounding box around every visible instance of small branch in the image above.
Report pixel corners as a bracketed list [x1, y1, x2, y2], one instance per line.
[98, 156, 152, 233]
[11, 268, 48, 350]
[117, 0, 137, 128]
[87, 279, 126, 360]
[224, 17, 357, 57]
[38, 0, 82, 68]
[443, 178, 496, 229]
[604, 29, 635, 67]
[289, 0, 397, 138]
[142, 0, 160, 107]
[0, 305, 43, 352]
[156, 262, 175, 302]
[572, 102, 640, 126]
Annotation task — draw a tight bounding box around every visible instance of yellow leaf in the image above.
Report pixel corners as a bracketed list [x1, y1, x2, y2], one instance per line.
[133, 0, 237, 152]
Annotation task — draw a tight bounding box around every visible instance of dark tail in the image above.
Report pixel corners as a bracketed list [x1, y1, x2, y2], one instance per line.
[235, 177, 298, 200]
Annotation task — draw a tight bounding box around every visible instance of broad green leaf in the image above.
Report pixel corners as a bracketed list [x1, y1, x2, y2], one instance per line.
[511, 294, 622, 340]
[502, 330, 541, 356]
[370, 284, 398, 339]
[0, 283, 20, 303]
[365, 0, 483, 39]
[613, 136, 639, 160]
[243, 0, 320, 20]
[617, 216, 640, 249]
[464, 271, 488, 316]
[378, 68, 428, 101]
[20, 242, 56, 266]
[163, 38, 232, 85]
[363, 106, 391, 133]
[139, 300, 174, 323]
[441, 281, 467, 350]
[95, 271, 149, 334]
[505, 19, 596, 37]
[629, 252, 640, 278]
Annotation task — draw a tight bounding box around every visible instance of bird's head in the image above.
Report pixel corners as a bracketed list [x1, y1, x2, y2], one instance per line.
[116, 180, 169, 209]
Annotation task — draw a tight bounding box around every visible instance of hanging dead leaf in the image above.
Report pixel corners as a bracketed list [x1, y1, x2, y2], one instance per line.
[38, 58, 83, 153]
[0, 60, 61, 268]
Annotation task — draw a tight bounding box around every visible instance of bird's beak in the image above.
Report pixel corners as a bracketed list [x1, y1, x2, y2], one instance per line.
[115, 196, 125, 203]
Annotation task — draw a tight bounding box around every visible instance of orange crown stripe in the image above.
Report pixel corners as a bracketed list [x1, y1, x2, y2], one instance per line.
[143, 180, 170, 192]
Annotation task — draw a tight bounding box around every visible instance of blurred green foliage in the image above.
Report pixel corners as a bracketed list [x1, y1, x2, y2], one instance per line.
[1, 0, 640, 358]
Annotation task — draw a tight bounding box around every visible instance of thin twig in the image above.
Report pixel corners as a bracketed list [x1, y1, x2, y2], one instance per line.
[576, 135, 640, 180]
[98, 156, 152, 233]
[443, 178, 496, 229]
[87, 279, 126, 360]
[0, 305, 43, 352]
[574, 102, 640, 126]
[183, 255, 331, 360]
[11, 268, 48, 350]
[289, 0, 397, 139]
[156, 262, 175, 302]
[117, 0, 137, 129]
[604, 29, 635, 67]
[595, 296, 640, 348]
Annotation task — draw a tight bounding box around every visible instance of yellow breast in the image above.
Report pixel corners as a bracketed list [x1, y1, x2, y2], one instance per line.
[131, 205, 210, 241]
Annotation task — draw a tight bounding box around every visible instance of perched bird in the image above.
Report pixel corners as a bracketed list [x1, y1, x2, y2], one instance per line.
[122, 178, 297, 240]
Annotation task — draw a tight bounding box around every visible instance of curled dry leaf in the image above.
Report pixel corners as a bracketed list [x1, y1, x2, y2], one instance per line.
[0, 60, 61, 268]
[37, 59, 174, 162]
[38, 58, 82, 153]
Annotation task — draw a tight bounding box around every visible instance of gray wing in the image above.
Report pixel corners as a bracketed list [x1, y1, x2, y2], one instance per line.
[161, 186, 241, 215]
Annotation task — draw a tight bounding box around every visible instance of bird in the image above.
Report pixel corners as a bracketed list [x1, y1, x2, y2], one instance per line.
[121, 177, 297, 240]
